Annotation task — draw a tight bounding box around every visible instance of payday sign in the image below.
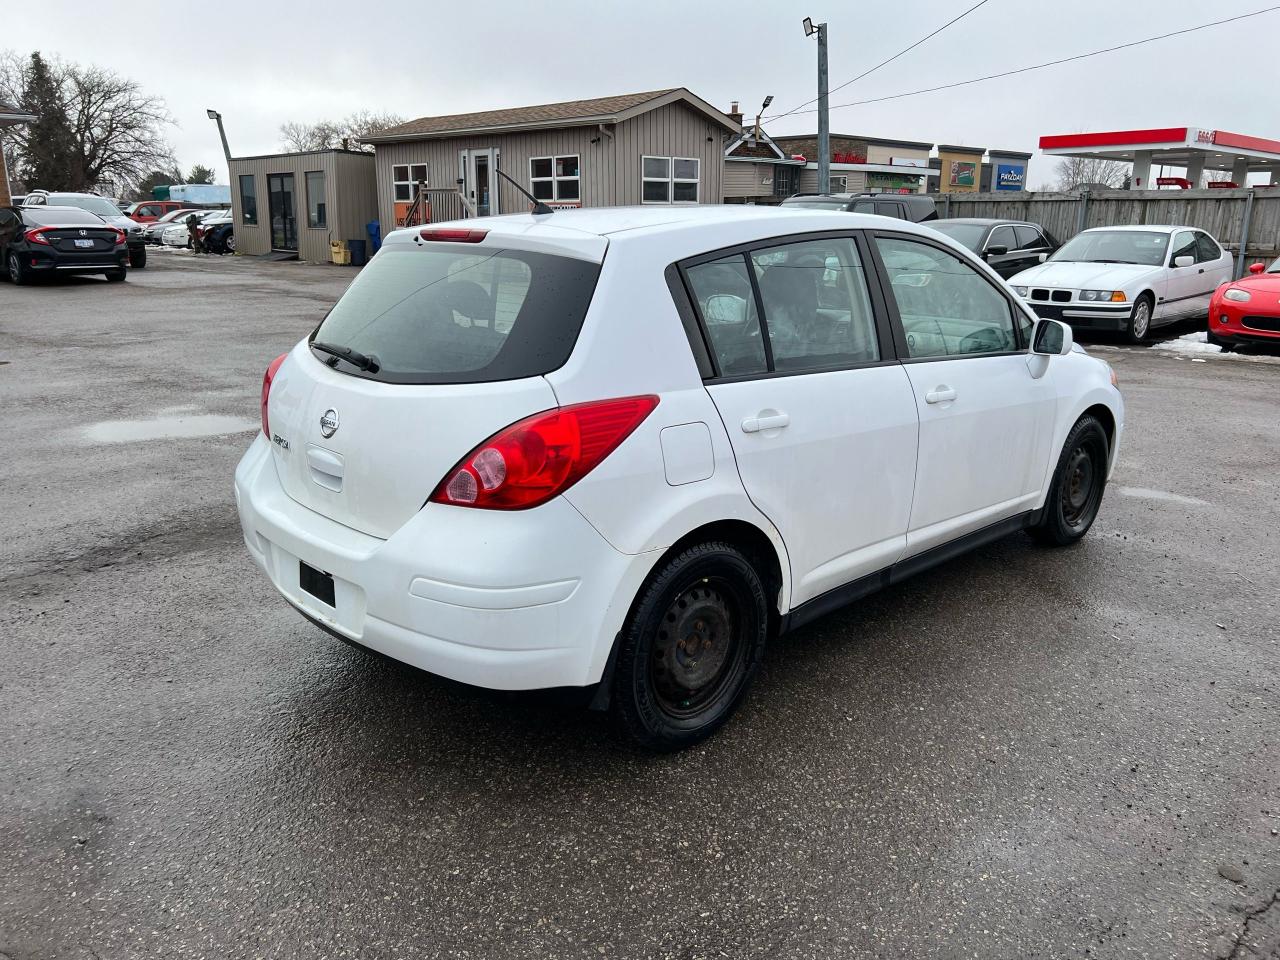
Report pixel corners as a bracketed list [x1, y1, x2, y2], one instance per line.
[995, 164, 1026, 191]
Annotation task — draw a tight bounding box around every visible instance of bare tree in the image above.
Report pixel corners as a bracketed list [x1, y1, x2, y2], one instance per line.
[0, 49, 176, 195]
[279, 111, 406, 153]
[1054, 155, 1128, 191]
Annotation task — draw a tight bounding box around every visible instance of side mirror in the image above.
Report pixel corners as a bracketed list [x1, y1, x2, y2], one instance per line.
[1037, 252, 1048, 263]
[984, 244, 1008, 259]
[1032, 318, 1073, 356]
[1249, 262, 1265, 274]
[1174, 255, 1194, 268]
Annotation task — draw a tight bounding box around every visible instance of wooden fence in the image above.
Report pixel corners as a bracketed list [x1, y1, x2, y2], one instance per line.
[936, 188, 1280, 275]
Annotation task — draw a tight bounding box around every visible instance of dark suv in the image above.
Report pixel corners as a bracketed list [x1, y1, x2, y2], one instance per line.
[927, 218, 1060, 279]
[0, 205, 129, 284]
[781, 192, 938, 222]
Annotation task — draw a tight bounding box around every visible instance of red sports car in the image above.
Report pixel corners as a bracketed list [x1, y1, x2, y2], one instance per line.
[1208, 259, 1280, 350]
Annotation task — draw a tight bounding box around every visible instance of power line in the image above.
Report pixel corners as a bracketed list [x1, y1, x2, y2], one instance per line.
[766, 5, 1280, 120]
[767, 0, 992, 124]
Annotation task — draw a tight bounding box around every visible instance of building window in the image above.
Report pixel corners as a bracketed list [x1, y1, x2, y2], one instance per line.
[305, 171, 326, 228]
[238, 174, 257, 225]
[393, 163, 429, 202]
[773, 165, 798, 198]
[828, 175, 847, 193]
[642, 156, 700, 204]
[529, 155, 580, 202]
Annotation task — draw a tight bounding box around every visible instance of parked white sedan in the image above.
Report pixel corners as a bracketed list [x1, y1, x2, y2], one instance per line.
[1009, 225, 1233, 342]
[235, 207, 1123, 749]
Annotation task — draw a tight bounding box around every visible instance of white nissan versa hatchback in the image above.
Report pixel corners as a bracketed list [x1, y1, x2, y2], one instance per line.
[234, 206, 1123, 750]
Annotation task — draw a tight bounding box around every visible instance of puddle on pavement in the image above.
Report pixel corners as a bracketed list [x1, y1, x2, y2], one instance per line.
[83, 413, 258, 443]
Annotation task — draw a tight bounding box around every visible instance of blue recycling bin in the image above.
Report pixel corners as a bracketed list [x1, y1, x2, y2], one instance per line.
[366, 220, 382, 253]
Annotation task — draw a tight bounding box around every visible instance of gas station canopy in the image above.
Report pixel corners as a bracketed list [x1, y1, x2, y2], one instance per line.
[1039, 127, 1280, 189]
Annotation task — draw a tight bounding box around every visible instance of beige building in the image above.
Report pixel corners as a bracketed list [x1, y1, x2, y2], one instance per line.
[770, 133, 934, 195]
[363, 88, 739, 228]
[936, 144, 986, 194]
[228, 149, 378, 263]
[0, 101, 36, 207]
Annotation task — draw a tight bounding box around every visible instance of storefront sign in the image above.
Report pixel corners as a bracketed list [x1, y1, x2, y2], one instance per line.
[868, 172, 924, 191]
[831, 151, 867, 164]
[949, 161, 977, 188]
[1206, 180, 1238, 189]
[890, 157, 927, 167]
[1156, 176, 1192, 189]
[995, 164, 1026, 191]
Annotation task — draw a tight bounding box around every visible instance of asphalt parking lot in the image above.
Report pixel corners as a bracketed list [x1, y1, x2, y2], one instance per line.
[2, 253, 1278, 960]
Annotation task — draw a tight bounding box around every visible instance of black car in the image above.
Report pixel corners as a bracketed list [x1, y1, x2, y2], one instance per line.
[0, 205, 129, 284]
[927, 218, 1059, 279]
[780, 192, 939, 222]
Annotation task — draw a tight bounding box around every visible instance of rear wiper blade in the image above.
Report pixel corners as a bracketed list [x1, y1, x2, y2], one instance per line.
[310, 340, 379, 372]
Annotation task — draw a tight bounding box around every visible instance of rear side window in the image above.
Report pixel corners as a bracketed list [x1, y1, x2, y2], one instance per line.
[312, 246, 601, 384]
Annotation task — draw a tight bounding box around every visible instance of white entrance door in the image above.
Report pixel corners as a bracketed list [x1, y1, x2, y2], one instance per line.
[458, 148, 500, 217]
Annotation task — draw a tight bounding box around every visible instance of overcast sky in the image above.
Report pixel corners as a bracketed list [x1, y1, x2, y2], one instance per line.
[11, 0, 1278, 187]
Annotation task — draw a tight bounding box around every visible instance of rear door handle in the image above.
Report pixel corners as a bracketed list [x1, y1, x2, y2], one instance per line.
[741, 412, 790, 433]
[925, 386, 957, 404]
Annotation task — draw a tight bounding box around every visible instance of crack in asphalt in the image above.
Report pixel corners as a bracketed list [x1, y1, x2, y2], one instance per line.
[1228, 886, 1280, 959]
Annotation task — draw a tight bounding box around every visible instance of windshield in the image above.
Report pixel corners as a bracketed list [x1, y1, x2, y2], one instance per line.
[1051, 230, 1169, 266]
[927, 222, 987, 251]
[311, 245, 601, 384]
[48, 195, 120, 217]
[1269, 258, 1280, 274]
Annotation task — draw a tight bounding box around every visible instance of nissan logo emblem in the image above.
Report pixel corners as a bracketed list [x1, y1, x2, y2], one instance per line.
[320, 409, 339, 438]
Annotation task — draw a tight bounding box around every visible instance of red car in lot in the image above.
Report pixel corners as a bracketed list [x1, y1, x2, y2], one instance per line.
[1209, 259, 1280, 350]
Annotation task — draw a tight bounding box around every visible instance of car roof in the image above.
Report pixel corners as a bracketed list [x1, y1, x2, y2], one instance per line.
[387, 205, 958, 262]
[20, 205, 110, 225]
[935, 217, 1031, 227]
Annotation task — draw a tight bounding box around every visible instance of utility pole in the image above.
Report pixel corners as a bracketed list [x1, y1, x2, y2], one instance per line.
[206, 109, 232, 164]
[804, 17, 830, 193]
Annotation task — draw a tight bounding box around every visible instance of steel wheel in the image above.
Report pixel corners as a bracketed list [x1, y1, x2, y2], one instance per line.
[650, 579, 743, 719]
[1060, 444, 1099, 530]
[1030, 414, 1110, 546]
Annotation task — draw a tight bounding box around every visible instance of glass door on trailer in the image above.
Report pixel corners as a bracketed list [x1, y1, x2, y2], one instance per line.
[458, 148, 499, 216]
[267, 173, 297, 250]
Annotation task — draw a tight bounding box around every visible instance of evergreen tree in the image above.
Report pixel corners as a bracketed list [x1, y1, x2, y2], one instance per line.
[19, 53, 77, 190]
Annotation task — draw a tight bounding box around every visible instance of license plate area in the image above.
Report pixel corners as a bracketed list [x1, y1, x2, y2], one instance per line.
[299, 560, 336, 607]
[74, 238, 95, 248]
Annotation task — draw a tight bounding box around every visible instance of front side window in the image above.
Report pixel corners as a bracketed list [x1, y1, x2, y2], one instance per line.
[642, 156, 699, 203]
[1014, 225, 1044, 250]
[305, 170, 326, 227]
[1170, 231, 1197, 265]
[874, 200, 905, 219]
[874, 235, 1019, 359]
[1195, 232, 1222, 263]
[239, 175, 257, 224]
[392, 163, 429, 202]
[529, 155, 580, 202]
[988, 225, 1017, 251]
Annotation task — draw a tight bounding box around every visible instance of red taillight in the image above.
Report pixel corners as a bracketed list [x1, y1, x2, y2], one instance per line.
[419, 227, 487, 243]
[260, 353, 288, 437]
[112, 228, 126, 245]
[430, 395, 660, 510]
[23, 227, 51, 245]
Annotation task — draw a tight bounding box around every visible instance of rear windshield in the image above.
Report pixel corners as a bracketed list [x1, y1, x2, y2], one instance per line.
[311, 245, 601, 384]
[927, 222, 987, 251]
[23, 206, 107, 226]
[44, 195, 121, 217]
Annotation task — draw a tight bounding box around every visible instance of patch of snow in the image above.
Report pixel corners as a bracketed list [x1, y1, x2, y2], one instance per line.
[1149, 331, 1221, 355]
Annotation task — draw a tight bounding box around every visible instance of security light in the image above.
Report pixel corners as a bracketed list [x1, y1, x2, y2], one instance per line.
[802, 16, 815, 36]
[761, 95, 774, 110]
[206, 109, 220, 120]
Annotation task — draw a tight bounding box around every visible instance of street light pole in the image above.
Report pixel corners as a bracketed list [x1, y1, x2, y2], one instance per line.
[804, 17, 830, 194]
[206, 109, 231, 163]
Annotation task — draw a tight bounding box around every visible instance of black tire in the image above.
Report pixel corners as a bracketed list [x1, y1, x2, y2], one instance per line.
[1125, 294, 1153, 344]
[7, 250, 30, 285]
[1207, 332, 1234, 352]
[612, 541, 769, 750]
[129, 245, 147, 268]
[1029, 415, 1110, 546]
[105, 268, 126, 282]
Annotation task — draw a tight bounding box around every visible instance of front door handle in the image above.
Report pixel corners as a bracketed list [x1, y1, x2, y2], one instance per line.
[741, 412, 790, 433]
[925, 386, 957, 404]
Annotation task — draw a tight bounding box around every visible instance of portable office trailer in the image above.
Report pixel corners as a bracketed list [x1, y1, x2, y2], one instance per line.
[228, 149, 377, 262]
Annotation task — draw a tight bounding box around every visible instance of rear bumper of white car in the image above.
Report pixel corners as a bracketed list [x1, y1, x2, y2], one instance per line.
[233, 435, 654, 691]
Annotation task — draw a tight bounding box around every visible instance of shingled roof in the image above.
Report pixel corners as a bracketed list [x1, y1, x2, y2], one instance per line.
[365, 88, 738, 142]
